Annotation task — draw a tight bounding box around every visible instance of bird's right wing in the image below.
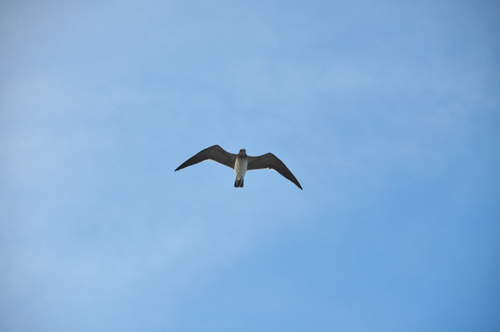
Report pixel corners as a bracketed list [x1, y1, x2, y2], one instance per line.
[247, 153, 302, 189]
[175, 145, 236, 171]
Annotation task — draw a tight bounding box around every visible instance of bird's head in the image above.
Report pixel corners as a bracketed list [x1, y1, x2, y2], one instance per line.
[238, 148, 246, 156]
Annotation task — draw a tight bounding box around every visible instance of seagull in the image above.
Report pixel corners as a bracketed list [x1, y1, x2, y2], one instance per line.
[175, 145, 302, 190]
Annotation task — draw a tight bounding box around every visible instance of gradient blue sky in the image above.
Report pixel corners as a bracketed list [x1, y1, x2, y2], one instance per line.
[1, 1, 499, 331]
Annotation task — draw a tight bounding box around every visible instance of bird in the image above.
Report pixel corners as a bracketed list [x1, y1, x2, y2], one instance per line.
[175, 145, 302, 190]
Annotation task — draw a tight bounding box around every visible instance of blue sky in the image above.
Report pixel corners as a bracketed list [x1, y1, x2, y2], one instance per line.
[1, 0, 499, 331]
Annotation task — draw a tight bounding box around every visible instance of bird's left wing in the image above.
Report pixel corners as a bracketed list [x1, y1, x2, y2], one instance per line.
[175, 145, 236, 171]
[247, 153, 302, 190]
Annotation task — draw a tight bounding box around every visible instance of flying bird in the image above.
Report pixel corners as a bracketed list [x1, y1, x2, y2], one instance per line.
[175, 145, 302, 190]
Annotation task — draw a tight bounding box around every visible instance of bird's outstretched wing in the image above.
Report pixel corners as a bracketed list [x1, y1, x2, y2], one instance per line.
[175, 145, 236, 171]
[247, 153, 302, 190]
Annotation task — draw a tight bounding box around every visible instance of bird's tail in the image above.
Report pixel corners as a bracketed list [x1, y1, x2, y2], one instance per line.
[234, 178, 244, 188]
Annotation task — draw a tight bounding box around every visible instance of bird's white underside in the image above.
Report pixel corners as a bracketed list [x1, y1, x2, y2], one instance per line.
[234, 157, 248, 180]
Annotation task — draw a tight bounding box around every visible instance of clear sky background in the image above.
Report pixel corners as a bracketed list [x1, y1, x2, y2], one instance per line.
[1, 1, 499, 331]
